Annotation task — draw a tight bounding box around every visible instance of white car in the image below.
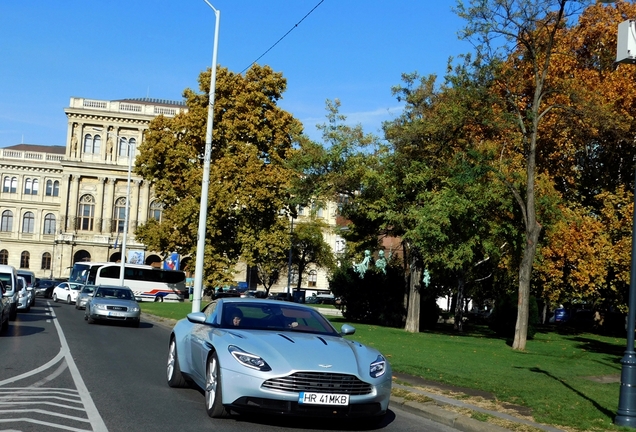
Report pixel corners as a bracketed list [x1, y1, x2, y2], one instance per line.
[52, 282, 84, 304]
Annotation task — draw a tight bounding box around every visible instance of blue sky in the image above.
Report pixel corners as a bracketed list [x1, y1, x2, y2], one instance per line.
[0, 1, 471, 148]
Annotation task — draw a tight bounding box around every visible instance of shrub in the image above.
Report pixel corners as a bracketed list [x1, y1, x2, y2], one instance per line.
[489, 292, 539, 339]
[329, 263, 406, 328]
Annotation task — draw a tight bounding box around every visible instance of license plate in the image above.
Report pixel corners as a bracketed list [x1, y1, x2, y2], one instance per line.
[108, 311, 125, 317]
[298, 392, 349, 406]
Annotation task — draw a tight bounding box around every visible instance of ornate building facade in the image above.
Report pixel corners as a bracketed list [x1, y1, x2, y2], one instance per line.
[0, 97, 341, 292]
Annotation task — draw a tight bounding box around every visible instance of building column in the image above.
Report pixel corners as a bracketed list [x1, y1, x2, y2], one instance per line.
[68, 175, 81, 232]
[66, 122, 75, 159]
[138, 180, 151, 226]
[105, 178, 116, 233]
[130, 180, 141, 234]
[58, 174, 71, 232]
[96, 177, 106, 233]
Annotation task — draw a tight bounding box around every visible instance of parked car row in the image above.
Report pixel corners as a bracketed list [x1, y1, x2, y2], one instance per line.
[0, 265, 34, 334]
[1, 267, 141, 334]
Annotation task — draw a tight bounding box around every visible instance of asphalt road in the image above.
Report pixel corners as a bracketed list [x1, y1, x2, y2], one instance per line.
[0, 297, 460, 432]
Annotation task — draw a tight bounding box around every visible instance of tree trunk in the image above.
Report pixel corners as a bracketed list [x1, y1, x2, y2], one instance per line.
[513, 222, 541, 350]
[454, 276, 465, 332]
[405, 253, 422, 333]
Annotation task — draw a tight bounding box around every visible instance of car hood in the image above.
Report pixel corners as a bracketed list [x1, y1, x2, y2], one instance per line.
[220, 329, 379, 377]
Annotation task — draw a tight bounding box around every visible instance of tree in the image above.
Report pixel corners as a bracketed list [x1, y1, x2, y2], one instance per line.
[290, 218, 336, 291]
[134, 64, 302, 293]
[455, 0, 594, 350]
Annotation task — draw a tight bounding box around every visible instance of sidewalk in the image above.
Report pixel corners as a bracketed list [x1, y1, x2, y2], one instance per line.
[391, 372, 565, 432]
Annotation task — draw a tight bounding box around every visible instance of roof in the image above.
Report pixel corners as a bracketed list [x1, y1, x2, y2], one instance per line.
[2, 144, 66, 154]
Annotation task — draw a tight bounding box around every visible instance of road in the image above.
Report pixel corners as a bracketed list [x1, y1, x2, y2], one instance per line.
[0, 297, 459, 432]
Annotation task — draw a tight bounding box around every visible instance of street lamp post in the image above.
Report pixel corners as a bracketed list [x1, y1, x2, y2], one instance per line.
[601, 1, 636, 426]
[119, 139, 135, 286]
[286, 218, 294, 299]
[192, 0, 220, 313]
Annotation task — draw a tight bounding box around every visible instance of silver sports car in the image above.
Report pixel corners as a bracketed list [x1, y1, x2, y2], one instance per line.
[167, 298, 392, 422]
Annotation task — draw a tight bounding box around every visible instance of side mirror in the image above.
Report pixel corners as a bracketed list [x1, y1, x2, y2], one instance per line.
[340, 324, 356, 336]
[186, 312, 207, 324]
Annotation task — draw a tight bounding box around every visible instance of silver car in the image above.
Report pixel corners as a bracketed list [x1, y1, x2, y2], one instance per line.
[16, 276, 31, 312]
[75, 284, 97, 310]
[167, 298, 391, 423]
[84, 285, 141, 327]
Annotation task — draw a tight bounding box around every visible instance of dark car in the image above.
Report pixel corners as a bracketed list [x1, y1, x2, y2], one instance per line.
[34, 279, 59, 298]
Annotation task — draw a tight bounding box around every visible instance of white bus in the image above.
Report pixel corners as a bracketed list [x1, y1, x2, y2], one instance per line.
[70, 262, 186, 302]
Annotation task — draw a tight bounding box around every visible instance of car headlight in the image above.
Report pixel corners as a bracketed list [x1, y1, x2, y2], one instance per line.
[228, 345, 271, 371]
[129, 306, 140, 312]
[370, 355, 387, 378]
[95, 304, 107, 310]
[19, 291, 27, 298]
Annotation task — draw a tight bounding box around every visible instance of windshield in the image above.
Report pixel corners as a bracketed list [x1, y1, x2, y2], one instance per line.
[94, 287, 134, 300]
[0, 273, 13, 290]
[220, 302, 338, 335]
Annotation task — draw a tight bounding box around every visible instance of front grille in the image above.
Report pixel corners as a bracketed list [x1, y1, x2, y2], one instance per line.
[107, 306, 127, 311]
[262, 372, 372, 395]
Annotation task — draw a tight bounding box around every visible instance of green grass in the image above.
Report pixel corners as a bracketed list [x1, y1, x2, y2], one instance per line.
[141, 301, 627, 431]
[140, 300, 194, 320]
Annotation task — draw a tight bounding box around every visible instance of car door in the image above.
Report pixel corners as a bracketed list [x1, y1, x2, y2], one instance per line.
[54, 283, 69, 301]
[189, 302, 218, 384]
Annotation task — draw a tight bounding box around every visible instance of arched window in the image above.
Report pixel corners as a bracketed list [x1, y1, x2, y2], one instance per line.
[114, 197, 127, 233]
[41, 252, 51, 270]
[118, 137, 129, 157]
[3, 177, 18, 193]
[43, 213, 56, 235]
[32, 179, 39, 195]
[93, 134, 101, 154]
[24, 178, 32, 195]
[308, 270, 318, 287]
[20, 251, 30, 269]
[0, 249, 8, 265]
[1, 210, 13, 232]
[149, 200, 163, 221]
[78, 194, 95, 231]
[53, 180, 60, 197]
[46, 180, 53, 196]
[83, 134, 93, 153]
[22, 212, 35, 233]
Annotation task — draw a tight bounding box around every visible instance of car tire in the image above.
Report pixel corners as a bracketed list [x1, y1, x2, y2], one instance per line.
[167, 338, 187, 388]
[53, 293, 58, 302]
[0, 316, 8, 333]
[205, 352, 229, 418]
[9, 305, 17, 321]
[67, 295, 71, 305]
[154, 296, 163, 303]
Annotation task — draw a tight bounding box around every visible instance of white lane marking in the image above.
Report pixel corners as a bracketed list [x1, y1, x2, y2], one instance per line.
[0, 417, 90, 432]
[48, 303, 109, 432]
[0, 303, 109, 432]
[0, 408, 91, 422]
[0, 348, 65, 386]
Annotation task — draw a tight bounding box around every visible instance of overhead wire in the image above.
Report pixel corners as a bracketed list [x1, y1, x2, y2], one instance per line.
[240, 0, 325, 74]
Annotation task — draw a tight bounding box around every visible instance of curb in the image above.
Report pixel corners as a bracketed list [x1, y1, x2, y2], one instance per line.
[391, 396, 510, 432]
[391, 384, 565, 432]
